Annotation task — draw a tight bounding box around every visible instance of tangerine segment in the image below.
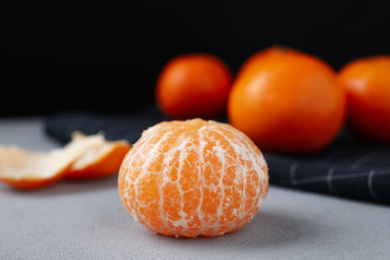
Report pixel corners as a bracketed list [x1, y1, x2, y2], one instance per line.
[118, 119, 269, 238]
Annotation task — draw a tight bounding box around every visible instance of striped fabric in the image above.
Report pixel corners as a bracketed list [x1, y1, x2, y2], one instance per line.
[266, 137, 390, 204]
[45, 105, 390, 205]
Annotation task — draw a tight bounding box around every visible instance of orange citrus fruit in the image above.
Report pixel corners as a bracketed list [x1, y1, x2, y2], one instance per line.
[118, 118, 269, 238]
[0, 132, 131, 189]
[235, 45, 283, 80]
[337, 55, 390, 142]
[156, 54, 233, 119]
[228, 46, 346, 154]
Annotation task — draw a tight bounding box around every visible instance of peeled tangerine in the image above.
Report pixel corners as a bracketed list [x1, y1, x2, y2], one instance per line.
[118, 119, 269, 238]
[0, 132, 131, 190]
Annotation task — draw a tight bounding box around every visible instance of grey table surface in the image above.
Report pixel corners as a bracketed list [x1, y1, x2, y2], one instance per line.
[1, 117, 389, 260]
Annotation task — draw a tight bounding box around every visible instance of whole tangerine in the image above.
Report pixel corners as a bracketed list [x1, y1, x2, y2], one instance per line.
[118, 119, 269, 238]
[337, 55, 390, 142]
[228, 46, 346, 154]
[156, 54, 232, 119]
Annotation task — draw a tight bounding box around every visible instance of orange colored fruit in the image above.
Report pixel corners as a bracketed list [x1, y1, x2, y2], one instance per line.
[235, 45, 283, 80]
[228, 46, 346, 154]
[337, 55, 390, 142]
[118, 118, 269, 238]
[0, 132, 131, 190]
[156, 54, 233, 119]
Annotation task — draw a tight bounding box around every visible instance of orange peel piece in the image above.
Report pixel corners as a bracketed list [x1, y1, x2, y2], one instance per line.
[0, 132, 132, 190]
[65, 132, 132, 180]
[0, 147, 74, 190]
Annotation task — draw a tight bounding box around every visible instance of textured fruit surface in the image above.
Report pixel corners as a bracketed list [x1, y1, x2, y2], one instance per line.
[118, 119, 269, 237]
[156, 54, 232, 119]
[338, 55, 390, 142]
[228, 46, 346, 154]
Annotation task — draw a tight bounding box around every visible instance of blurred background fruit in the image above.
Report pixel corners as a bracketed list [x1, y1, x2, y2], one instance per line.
[1, 0, 389, 117]
[338, 55, 390, 142]
[228, 46, 346, 154]
[156, 53, 232, 119]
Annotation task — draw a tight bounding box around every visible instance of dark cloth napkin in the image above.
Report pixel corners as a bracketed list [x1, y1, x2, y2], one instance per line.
[45, 104, 390, 205]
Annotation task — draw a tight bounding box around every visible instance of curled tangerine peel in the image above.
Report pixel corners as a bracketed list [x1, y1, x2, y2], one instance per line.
[0, 132, 131, 190]
[0, 147, 73, 190]
[65, 132, 132, 180]
[118, 119, 269, 238]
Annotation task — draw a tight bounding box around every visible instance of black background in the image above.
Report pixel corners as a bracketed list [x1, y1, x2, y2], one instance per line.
[1, 0, 389, 117]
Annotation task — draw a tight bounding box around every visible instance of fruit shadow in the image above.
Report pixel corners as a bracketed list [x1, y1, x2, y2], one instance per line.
[1, 174, 119, 197]
[156, 209, 322, 250]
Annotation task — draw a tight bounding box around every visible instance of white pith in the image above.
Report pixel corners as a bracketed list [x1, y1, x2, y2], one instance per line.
[119, 120, 269, 237]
